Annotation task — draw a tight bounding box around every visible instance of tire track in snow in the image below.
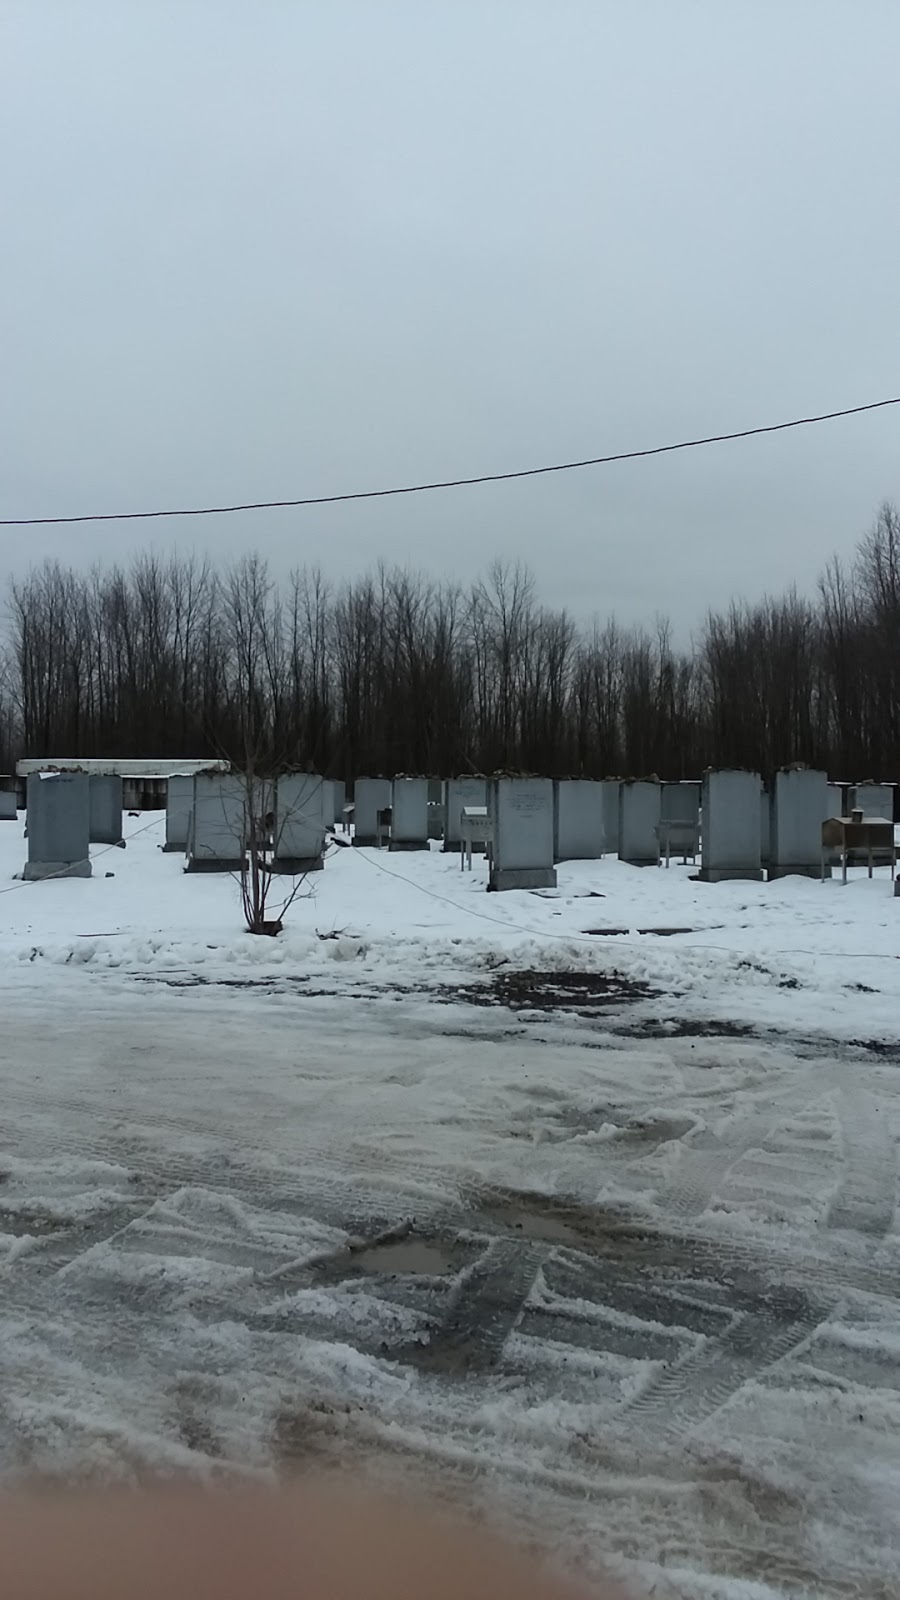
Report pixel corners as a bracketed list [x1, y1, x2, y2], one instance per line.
[0, 1092, 467, 1236]
[827, 1087, 896, 1236]
[658, 1078, 827, 1220]
[625, 1287, 823, 1434]
[404, 1238, 545, 1373]
[0, 1083, 508, 1215]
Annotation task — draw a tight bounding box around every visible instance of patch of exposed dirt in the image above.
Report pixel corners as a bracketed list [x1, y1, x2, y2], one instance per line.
[620, 1017, 755, 1041]
[453, 969, 658, 1014]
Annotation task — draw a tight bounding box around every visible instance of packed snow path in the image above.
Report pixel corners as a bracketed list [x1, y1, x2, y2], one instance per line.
[1, 970, 900, 1600]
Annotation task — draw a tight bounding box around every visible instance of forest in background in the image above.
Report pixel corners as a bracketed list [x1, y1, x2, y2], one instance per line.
[1, 503, 898, 783]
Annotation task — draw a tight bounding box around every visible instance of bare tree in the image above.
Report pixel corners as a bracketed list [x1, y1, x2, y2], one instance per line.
[4, 504, 900, 785]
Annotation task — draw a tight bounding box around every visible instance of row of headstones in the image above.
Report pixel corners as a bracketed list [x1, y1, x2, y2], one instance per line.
[17, 771, 335, 878]
[354, 775, 692, 888]
[14, 768, 894, 884]
[353, 772, 894, 880]
[177, 770, 893, 883]
[568, 771, 893, 880]
[170, 773, 333, 872]
[17, 771, 437, 878]
[350, 775, 607, 860]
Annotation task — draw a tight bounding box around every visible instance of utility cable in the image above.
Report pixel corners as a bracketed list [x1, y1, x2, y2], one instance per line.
[2, 396, 897, 526]
[340, 839, 900, 962]
[0, 813, 165, 896]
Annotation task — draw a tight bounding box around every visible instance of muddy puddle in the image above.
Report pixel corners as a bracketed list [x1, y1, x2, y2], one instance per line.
[349, 1236, 462, 1276]
[319, 1231, 473, 1282]
[472, 1191, 637, 1252]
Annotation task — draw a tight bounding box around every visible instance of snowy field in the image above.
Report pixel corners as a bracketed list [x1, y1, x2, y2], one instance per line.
[1, 811, 900, 1598]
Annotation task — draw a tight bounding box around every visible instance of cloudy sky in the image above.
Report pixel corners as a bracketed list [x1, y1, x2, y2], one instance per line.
[3, 0, 898, 634]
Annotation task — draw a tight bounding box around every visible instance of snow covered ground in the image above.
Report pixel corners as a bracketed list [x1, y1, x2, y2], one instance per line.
[1, 810, 900, 1598]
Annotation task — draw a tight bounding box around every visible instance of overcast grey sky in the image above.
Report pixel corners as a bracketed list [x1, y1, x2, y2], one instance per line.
[3, 0, 899, 635]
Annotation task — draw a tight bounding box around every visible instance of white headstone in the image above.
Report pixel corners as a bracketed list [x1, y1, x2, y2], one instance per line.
[390, 777, 429, 850]
[553, 779, 605, 860]
[618, 781, 661, 866]
[330, 779, 346, 825]
[850, 783, 893, 821]
[353, 778, 392, 845]
[488, 777, 557, 890]
[185, 774, 247, 871]
[164, 775, 194, 851]
[601, 781, 621, 856]
[24, 772, 92, 879]
[769, 768, 830, 879]
[661, 782, 700, 827]
[443, 778, 488, 850]
[760, 786, 770, 867]
[699, 770, 763, 882]
[272, 773, 327, 872]
[89, 774, 124, 845]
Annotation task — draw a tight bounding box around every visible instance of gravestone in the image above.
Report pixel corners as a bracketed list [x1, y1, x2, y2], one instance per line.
[850, 783, 893, 820]
[601, 781, 621, 857]
[661, 782, 701, 827]
[185, 774, 247, 872]
[443, 778, 488, 852]
[321, 780, 334, 831]
[699, 770, 763, 882]
[89, 774, 124, 845]
[760, 787, 771, 868]
[769, 768, 830, 880]
[660, 782, 701, 862]
[822, 783, 845, 869]
[273, 773, 327, 873]
[353, 778, 392, 846]
[0, 779, 16, 821]
[553, 779, 605, 860]
[164, 775, 194, 852]
[618, 781, 661, 866]
[24, 772, 91, 879]
[390, 777, 429, 851]
[488, 777, 557, 891]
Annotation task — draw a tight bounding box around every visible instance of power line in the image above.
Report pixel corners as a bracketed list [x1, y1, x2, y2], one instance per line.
[2, 395, 898, 527]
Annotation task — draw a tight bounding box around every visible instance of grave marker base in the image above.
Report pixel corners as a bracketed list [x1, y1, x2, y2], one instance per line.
[270, 855, 324, 874]
[698, 867, 764, 883]
[488, 866, 557, 891]
[24, 860, 92, 880]
[184, 855, 246, 874]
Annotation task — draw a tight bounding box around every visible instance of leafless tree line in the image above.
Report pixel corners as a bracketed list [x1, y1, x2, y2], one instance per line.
[1, 503, 898, 781]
